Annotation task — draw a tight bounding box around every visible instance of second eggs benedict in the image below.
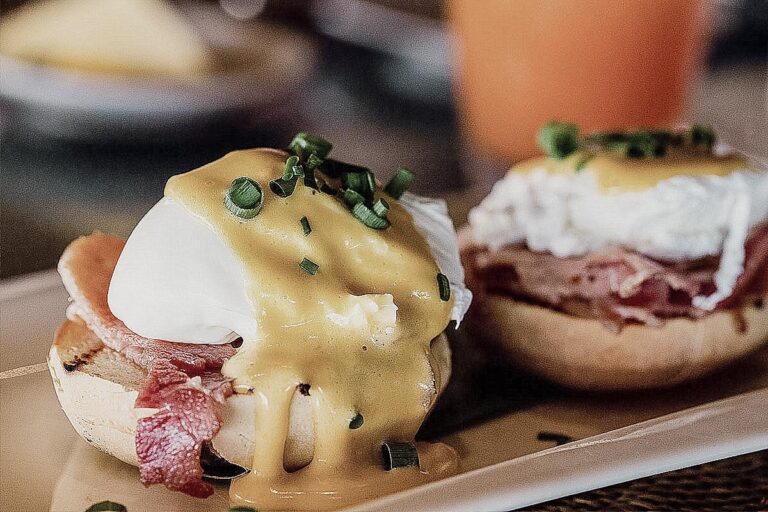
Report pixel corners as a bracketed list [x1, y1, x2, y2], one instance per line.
[462, 123, 768, 390]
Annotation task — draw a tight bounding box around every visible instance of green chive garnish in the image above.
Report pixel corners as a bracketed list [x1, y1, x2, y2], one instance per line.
[305, 153, 324, 171]
[288, 132, 332, 160]
[562, 123, 718, 162]
[372, 198, 390, 218]
[690, 124, 715, 148]
[538, 121, 580, 159]
[85, 502, 127, 512]
[342, 169, 376, 201]
[228, 508, 259, 512]
[349, 412, 364, 429]
[537, 431, 573, 446]
[299, 257, 319, 275]
[381, 442, 419, 470]
[269, 177, 297, 198]
[342, 171, 364, 190]
[437, 273, 450, 301]
[282, 155, 301, 179]
[225, 177, 263, 219]
[352, 203, 390, 230]
[384, 167, 413, 199]
[364, 171, 376, 199]
[343, 188, 365, 208]
[300, 216, 311, 236]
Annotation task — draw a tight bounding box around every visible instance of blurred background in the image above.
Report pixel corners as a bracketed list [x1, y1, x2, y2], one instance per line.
[1, 0, 766, 278]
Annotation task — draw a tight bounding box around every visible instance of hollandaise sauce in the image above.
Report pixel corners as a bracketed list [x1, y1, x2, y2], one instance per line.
[514, 150, 748, 191]
[165, 149, 457, 510]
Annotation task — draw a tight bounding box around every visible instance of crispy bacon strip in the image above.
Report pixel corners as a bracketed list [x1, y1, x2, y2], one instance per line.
[58, 233, 235, 498]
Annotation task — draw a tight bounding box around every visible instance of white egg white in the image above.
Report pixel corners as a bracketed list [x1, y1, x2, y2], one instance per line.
[469, 163, 768, 311]
[108, 194, 471, 344]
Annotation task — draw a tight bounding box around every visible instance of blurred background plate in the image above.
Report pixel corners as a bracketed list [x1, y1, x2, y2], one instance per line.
[0, 3, 317, 141]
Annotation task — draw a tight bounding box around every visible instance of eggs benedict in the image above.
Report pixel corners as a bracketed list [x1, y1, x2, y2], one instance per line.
[49, 133, 471, 509]
[461, 123, 768, 390]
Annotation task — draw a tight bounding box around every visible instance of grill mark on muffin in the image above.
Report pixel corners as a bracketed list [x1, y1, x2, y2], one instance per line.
[61, 347, 102, 372]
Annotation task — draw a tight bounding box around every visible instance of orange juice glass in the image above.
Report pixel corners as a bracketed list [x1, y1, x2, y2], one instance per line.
[448, 0, 714, 162]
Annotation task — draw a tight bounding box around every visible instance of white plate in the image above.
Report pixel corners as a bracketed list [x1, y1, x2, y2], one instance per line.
[1, 270, 767, 511]
[0, 4, 316, 141]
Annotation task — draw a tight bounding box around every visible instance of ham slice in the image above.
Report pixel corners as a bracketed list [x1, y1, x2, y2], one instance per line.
[58, 233, 235, 498]
[462, 224, 768, 332]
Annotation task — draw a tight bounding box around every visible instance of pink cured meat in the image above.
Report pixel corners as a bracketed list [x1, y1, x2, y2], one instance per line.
[463, 224, 768, 332]
[135, 362, 222, 497]
[58, 233, 236, 498]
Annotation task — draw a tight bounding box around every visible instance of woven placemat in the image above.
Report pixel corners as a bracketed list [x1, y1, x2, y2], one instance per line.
[521, 450, 768, 511]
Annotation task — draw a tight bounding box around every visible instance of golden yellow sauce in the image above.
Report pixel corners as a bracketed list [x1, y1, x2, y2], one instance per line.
[513, 149, 748, 191]
[166, 149, 457, 510]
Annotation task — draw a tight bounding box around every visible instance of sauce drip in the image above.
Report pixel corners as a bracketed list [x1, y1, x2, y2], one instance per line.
[513, 150, 749, 191]
[165, 149, 457, 510]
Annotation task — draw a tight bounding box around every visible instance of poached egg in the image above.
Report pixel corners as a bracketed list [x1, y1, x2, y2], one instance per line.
[468, 151, 768, 310]
[108, 183, 470, 345]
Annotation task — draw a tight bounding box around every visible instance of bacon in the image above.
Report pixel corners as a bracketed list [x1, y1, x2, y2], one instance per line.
[135, 362, 221, 498]
[462, 224, 768, 332]
[58, 233, 236, 498]
[721, 224, 768, 308]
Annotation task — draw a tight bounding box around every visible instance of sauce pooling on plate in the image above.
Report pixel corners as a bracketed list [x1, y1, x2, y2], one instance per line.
[166, 148, 457, 509]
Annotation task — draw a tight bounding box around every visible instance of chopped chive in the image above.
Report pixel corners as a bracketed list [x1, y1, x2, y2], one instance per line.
[269, 177, 298, 198]
[299, 257, 319, 275]
[669, 132, 685, 147]
[349, 412, 364, 429]
[583, 131, 623, 147]
[372, 198, 390, 217]
[537, 431, 573, 446]
[625, 144, 645, 159]
[560, 122, 717, 165]
[283, 155, 300, 180]
[437, 273, 450, 301]
[690, 124, 715, 148]
[225, 177, 263, 219]
[352, 203, 390, 230]
[288, 132, 332, 160]
[228, 508, 259, 512]
[343, 188, 365, 207]
[300, 216, 311, 236]
[384, 167, 413, 199]
[364, 170, 376, 199]
[381, 442, 419, 470]
[85, 502, 127, 512]
[342, 171, 364, 191]
[305, 153, 323, 171]
[342, 169, 375, 201]
[538, 121, 580, 159]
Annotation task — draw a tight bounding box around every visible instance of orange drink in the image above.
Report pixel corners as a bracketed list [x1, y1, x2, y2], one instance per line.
[448, 0, 714, 162]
